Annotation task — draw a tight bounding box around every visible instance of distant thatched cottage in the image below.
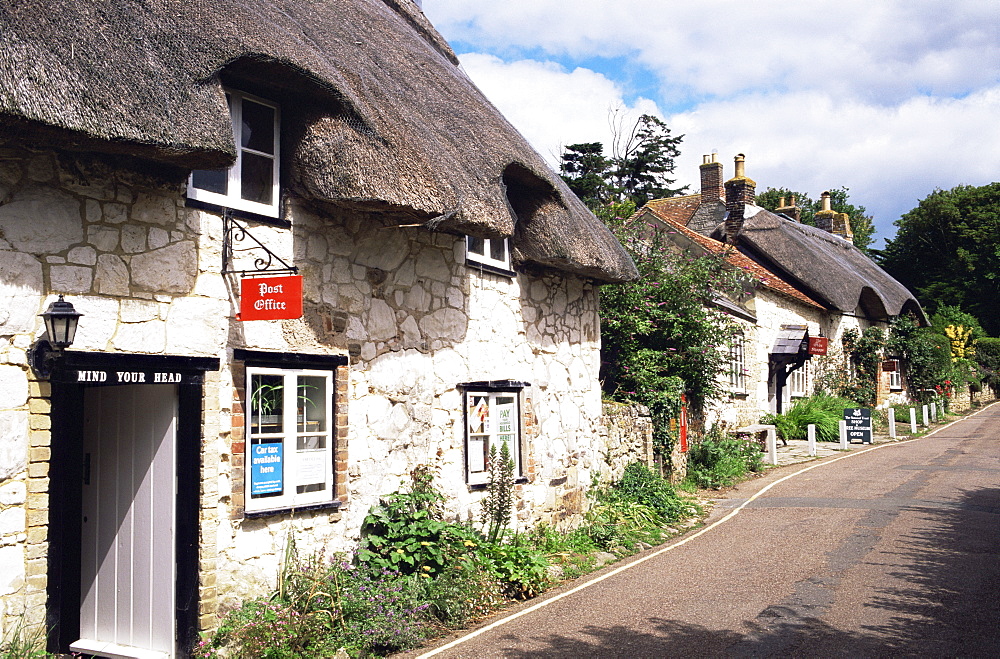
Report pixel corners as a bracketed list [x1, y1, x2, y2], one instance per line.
[0, 1, 636, 655]
[638, 154, 925, 426]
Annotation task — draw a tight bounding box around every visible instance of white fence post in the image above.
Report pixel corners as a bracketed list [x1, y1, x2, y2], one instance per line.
[765, 426, 778, 465]
[931, 401, 937, 421]
[889, 408, 896, 439]
[922, 404, 929, 426]
[910, 407, 917, 433]
[839, 420, 848, 449]
[807, 424, 817, 456]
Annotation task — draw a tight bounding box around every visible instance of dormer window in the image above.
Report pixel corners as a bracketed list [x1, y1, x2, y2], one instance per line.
[466, 235, 512, 274]
[188, 89, 281, 219]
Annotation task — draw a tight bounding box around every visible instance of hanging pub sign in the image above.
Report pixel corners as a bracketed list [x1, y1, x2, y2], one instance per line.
[808, 336, 828, 355]
[240, 275, 303, 321]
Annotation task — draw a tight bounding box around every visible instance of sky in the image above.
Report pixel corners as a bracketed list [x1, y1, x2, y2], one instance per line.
[421, 1, 1000, 248]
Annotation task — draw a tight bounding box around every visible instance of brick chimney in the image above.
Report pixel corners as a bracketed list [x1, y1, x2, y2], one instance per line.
[776, 194, 801, 222]
[699, 153, 724, 204]
[832, 212, 854, 243]
[724, 154, 756, 244]
[815, 191, 835, 232]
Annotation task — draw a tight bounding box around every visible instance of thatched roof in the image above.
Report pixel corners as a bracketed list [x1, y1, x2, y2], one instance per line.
[0, 0, 636, 282]
[714, 209, 924, 321]
[635, 206, 825, 311]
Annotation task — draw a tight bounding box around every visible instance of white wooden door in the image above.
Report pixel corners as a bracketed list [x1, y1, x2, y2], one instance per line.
[74, 384, 177, 659]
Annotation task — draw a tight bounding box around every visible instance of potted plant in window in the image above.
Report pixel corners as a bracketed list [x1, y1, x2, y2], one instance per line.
[250, 379, 284, 433]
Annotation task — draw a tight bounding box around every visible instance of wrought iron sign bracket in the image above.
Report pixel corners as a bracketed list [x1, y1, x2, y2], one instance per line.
[221, 210, 298, 277]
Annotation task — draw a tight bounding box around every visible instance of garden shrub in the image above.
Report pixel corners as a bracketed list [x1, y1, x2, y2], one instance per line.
[761, 393, 858, 443]
[684, 430, 763, 490]
[201, 462, 708, 657]
[196, 553, 432, 659]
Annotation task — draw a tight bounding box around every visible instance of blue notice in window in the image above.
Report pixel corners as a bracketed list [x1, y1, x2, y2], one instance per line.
[251, 442, 283, 495]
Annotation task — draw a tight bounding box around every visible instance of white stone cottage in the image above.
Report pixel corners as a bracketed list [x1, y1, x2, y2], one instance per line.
[0, 1, 636, 656]
[637, 154, 925, 427]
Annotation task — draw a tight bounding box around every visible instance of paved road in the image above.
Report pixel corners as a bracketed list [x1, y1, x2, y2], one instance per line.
[413, 403, 1000, 658]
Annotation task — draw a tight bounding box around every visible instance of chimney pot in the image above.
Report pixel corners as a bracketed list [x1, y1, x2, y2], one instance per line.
[815, 191, 836, 232]
[821, 191, 832, 212]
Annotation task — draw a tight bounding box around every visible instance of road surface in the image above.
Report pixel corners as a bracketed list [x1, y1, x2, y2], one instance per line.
[413, 403, 1000, 658]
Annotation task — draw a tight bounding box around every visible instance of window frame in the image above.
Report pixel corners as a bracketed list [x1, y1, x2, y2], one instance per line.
[728, 332, 747, 393]
[188, 89, 281, 219]
[460, 382, 526, 487]
[887, 359, 903, 391]
[788, 360, 810, 398]
[465, 235, 514, 275]
[244, 365, 335, 513]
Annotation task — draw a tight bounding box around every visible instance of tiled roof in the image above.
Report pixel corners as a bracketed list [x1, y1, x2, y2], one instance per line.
[645, 195, 702, 226]
[636, 206, 826, 310]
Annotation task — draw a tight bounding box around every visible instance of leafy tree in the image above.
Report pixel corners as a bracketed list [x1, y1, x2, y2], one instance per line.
[596, 201, 741, 449]
[559, 114, 686, 208]
[558, 142, 609, 207]
[756, 186, 876, 254]
[975, 337, 1000, 396]
[610, 114, 687, 206]
[886, 314, 954, 402]
[879, 183, 1000, 336]
[929, 305, 985, 361]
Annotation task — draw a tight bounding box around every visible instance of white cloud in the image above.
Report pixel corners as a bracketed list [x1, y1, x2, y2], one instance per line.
[457, 54, 661, 163]
[454, 48, 1000, 246]
[426, 1, 1000, 104]
[424, 1, 1000, 246]
[669, 87, 1000, 243]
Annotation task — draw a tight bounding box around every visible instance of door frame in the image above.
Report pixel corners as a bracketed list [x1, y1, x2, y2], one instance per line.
[46, 352, 218, 657]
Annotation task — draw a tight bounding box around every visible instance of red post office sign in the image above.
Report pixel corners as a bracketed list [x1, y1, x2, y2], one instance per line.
[808, 336, 828, 356]
[240, 275, 303, 321]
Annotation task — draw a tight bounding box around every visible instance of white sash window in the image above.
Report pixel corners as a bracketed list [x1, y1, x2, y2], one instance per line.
[189, 89, 281, 218]
[246, 367, 333, 512]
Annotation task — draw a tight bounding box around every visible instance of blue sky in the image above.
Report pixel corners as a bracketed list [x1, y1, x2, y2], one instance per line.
[423, 1, 1000, 248]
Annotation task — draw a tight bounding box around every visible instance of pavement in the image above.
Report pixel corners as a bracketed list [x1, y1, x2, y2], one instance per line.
[773, 432, 907, 466]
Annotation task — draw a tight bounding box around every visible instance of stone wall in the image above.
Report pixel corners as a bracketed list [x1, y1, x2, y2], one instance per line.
[0, 144, 610, 632]
[948, 385, 996, 414]
[599, 402, 654, 483]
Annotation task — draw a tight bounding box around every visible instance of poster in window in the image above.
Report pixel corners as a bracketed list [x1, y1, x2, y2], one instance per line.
[495, 397, 515, 451]
[469, 396, 490, 434]
[468, 436, 487, 473]
[250, 442, 283, 495]
[297, 447, 327, 485]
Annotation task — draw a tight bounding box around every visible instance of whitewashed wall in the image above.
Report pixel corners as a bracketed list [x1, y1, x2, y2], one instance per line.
[0, 145, 608, 626]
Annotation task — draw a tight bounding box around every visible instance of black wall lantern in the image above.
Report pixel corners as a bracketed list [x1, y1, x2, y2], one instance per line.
[29, 295, 83, 377]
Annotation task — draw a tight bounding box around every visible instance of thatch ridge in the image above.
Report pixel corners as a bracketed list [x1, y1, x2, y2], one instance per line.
[0, 0, 636, 282]
[733, 210, 921, 318]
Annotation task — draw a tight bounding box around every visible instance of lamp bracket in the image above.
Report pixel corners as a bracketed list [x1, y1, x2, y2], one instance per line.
[28, 340, 56, 379]
[222, 210, 298, 277]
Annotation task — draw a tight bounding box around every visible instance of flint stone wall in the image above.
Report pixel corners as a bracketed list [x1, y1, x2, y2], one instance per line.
[599, 402, 654, 482]
[0, 145, 608, 627]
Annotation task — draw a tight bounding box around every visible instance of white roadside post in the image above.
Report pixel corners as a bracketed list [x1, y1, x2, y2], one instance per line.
[889, 407, 897, 439]
[839, 419, 848, 450]
[765, 426, 778, 465]
[807, 424, 817, 456]
[931, 401, 937, 421]
[910, 407, 917, 433]
[922, 404, 929, 426]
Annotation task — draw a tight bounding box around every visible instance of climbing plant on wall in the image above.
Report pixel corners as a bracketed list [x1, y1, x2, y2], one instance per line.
[595, 201, 741, 452]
